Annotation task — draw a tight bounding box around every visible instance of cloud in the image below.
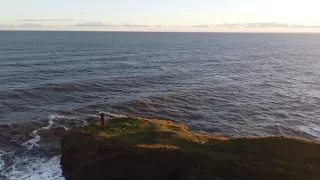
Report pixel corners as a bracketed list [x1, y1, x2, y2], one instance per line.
[153, 25, 165, 28]
[244, 23, 289, 28]
[20, 23, 50, 27]
[2, 21, 320, 31]
[72, 21, 113, 27]
[216, 23, 320, 29]
[0, 24, 12, 27]
[17, 19, 73, 22]
[291, 25, 320, 28]
[119, 24, 150, 28]
[216, 23, 289, 28]
[0, 24, 13, 28]
[0, 23, 48, 28]
[0, 23, 54, 29]
[171, 25, 189, 28]
[192, 24, 211, 28]
[71, 22, 151, 28]
[216, 23, 242, 28]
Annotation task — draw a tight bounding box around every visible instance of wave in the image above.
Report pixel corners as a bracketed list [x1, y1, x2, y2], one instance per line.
[0, 115, 67, 179]
[21, 135, 40, 150]
[0, 112, 126, 180]
[0, 155, 63, 180]
[1, 110, 319, 180]
[0, 114, 75, 180]
[0, 153, 4, 170]
[297, 125, 320, 140]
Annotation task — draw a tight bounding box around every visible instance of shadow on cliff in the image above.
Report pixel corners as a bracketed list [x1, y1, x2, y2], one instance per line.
[61, 117, 320, 180]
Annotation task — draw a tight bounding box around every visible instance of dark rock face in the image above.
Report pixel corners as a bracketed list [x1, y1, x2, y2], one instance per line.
[60, 118, 320, 180]
[61, 133, 201, 180]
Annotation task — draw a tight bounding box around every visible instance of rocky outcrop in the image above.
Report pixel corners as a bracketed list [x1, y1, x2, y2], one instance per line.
[61, 117, 320, 180]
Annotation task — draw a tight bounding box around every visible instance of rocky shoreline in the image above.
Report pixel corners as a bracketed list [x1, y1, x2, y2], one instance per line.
[61, 117, 320, 180]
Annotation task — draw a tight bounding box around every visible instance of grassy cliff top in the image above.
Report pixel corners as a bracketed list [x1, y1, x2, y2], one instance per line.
[80, 117, 317, 154]
[81, 117, 227, 149]
[80, 117, 316, 149]
[62, 117, 320, 180]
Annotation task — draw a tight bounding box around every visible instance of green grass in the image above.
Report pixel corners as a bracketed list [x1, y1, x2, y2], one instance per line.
[80, 117, 227, 149]
[80, 117, 320, 159]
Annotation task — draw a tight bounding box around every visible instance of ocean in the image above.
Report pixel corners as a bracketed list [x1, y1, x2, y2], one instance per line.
[0, 31, 320, 179]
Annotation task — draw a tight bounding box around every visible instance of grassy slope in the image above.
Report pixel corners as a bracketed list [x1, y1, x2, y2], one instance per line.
[65, 117, 320, 180]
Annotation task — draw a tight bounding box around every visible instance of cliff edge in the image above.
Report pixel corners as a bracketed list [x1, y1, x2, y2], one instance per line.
[61, 117, 320, 180]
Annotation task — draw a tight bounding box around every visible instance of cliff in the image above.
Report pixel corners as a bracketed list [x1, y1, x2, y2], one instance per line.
[61, 117, 320, 180]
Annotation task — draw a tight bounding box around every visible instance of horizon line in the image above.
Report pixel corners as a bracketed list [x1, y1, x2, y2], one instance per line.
[1, 29, 320, 34]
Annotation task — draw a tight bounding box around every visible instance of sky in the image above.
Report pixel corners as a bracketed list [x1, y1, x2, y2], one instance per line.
[1, 0, 320, 32]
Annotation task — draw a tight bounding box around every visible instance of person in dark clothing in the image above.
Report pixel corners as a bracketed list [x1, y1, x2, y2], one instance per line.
[100, 111, 105, 126]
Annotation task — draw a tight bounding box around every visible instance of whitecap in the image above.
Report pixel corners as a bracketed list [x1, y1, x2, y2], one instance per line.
[31, 114, 77, 137]
[106, 112, 127, 118]
[48, 114, 67, 120]
[2, 156, 64, 180]
[0, 153, 5, 170]
[42, 117, 54, 130]
[31, 116, 55, 136]
[48, 114, 89, 128]
[297, 125, 320, 139]
[61, 126, 69, 131]
[21, 135, 40, 150]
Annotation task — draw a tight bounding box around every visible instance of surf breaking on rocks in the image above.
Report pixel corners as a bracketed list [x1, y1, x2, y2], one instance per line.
[0, 113, 124, 180]
[1, 111, 320, 179]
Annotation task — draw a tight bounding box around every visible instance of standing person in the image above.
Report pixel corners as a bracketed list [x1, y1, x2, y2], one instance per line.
[100, 111, 105, 126]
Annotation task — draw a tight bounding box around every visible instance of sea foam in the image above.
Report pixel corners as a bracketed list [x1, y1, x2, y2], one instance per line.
[2, 156, 64, 180]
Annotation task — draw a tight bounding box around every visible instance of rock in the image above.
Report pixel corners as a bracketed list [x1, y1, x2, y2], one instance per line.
[38, 126, 66, 140]
[61, 117, 320, 180]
